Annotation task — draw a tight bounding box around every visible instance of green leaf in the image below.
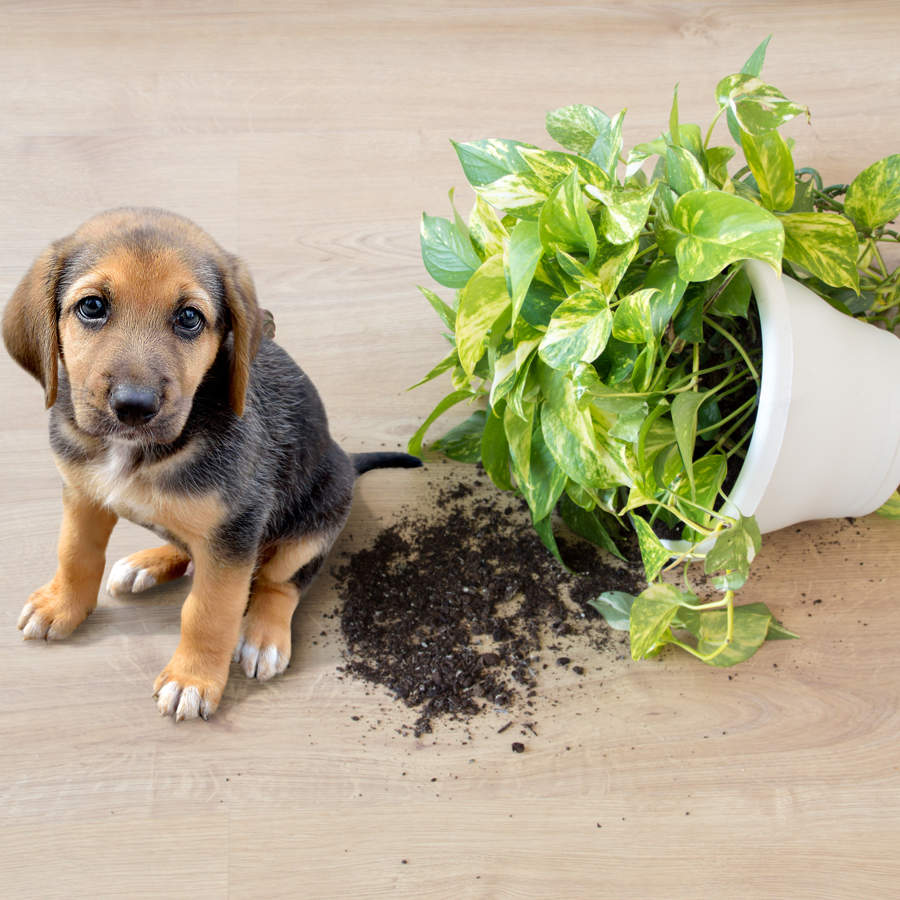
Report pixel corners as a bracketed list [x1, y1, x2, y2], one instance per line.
[875, 491, 900, 519]
[673, 284, 705, 342]
[518, 146, 609, 192]
[468, 195, 508, 259]
[539, 169, 597, 259]
[456, 255, 511, 375]
[673, 454, 726, 529]
[417, 284, 456, 331]
[672, 189, 784, 281]
[705, 146, 736, 187]
[533, 514, 566, 567]
[504, 398, 535, 479]
[626, 138, 667, 179]
[666, 144, 707, 195]
[560, 237, 639, 297]
[481, 403, 512, 491]
[668, 83, 681, 147]
[741, 35, 772, 77]
[408, 390, 474, 457]
[587, 109, 625, 176]
[612, 288, 659, 343]
[539, 364, 634, 490]
[409, 349, 458, 389]
[452, 138, 532, 186]
[588, 591, 634, 631]
[559, 493, 625, 561]
[586, 181, 657, 245]
[538, 288, 612, 370]
[643, 257, 688, 333]
[779, 212, 860, 291]
[844, 154, 900, 232]
[715, 73, 807, 136]
[526, 417, 568, 523]
[766, 618, 799, 640]
[490, 334, 540, 409]
[710, 267, 752, 317]
[654, 185, 680, 256]
[704, 515, 762, 585]
[430, 409, 486, 462]
[740, 129, 795, 212]
[630, 582, 694, 659]
[631, 515, 671, 582]
[475, 171, 552, 220]
[546, 104, 610, 155]
[420, 213, 482, 288]
[505, 219, 543, 322]
[695, 602, 773, 666]
[671, 390, 710, 495]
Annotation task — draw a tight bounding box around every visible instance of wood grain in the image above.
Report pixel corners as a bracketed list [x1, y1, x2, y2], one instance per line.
[1, 2, 899, 897]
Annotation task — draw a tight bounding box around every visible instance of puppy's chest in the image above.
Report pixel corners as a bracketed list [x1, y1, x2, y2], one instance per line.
[62, 443, 224, 546]
[86, 443, 152, 521]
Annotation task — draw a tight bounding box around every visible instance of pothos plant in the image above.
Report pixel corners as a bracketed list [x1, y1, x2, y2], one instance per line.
[409, 37, 900, 667]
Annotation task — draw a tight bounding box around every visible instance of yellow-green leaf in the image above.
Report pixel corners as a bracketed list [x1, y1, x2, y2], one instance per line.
[779, 212, 860, 291]
[845, 154, 900, 232]
[672, 189, 784, 282]
[740, 129, 795, 212]
[456, 255, 511, 375]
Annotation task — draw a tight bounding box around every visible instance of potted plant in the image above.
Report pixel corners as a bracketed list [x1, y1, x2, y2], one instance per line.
[409, 37, 900, 667]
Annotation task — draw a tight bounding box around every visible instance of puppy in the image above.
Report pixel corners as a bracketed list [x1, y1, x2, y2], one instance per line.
[3, 207, 420, 721]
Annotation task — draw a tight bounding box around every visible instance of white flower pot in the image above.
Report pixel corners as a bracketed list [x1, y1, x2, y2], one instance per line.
[722, 260, 900, 533]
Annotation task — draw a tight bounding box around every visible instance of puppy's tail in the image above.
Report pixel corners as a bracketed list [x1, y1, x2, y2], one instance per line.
[351, 451, 424, 476]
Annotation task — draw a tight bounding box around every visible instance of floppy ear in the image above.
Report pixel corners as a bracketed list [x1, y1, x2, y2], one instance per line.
[2, 239, 71, 408]
[221, 253, 263, 417]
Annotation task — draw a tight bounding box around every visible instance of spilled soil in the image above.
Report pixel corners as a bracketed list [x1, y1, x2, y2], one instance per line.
[332, 471, 644, 737]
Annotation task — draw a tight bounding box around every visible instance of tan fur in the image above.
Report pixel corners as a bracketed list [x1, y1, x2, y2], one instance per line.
[19, 487, 117, 639]
[153, 552, 256, 718]
[57, 245, 222, 443]
[114, 544, 192, 587]
[6, 207, 263, 421]
[2, 239, 72, 407]
[56, 442, 225, 547]
[236, 534, 328, 679]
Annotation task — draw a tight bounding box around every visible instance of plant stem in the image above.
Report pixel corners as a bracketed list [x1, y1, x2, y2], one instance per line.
[703, 105, 727, 150]
[703, 316, 761, 383]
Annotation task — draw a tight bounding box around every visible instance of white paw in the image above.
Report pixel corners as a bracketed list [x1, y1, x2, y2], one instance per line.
[233, 636, 290, 681]
[17, 601, 72, 640]
[154, 681, 211, 721]
[106, 557, 157, 597]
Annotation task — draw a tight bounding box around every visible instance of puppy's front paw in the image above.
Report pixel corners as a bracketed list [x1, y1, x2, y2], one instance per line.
[18, 581, 93, 640]
[234, 616, 291, 681]
[107, 545, 192, 597]
[153, 654, 227, 721]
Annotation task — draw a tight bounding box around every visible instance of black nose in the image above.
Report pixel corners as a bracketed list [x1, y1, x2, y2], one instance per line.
[109, 385, 161, 426]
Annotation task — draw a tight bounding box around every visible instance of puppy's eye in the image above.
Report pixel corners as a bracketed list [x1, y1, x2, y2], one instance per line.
[75, 296, 108, 323]
[174, 306, 205, 337]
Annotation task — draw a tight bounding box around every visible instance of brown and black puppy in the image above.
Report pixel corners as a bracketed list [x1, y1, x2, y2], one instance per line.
[3, 207, 420, 721]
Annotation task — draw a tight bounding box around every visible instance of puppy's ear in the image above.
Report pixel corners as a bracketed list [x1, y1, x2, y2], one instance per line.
[221, 253, 263, 417]
[2, 239, 71, 408]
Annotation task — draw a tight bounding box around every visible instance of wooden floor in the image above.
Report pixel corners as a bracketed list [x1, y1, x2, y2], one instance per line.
[1, 2, 899, 897]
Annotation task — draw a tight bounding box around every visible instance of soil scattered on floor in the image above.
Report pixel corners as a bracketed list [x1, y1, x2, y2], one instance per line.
[333, 472, 644, 737]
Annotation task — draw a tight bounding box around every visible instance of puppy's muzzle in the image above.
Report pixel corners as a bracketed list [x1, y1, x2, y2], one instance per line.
[109, 384, 161, 426]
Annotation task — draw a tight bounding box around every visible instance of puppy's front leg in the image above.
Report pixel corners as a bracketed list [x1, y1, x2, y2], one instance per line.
[153, 548, 253, 721]
[18, 486, 117, 640]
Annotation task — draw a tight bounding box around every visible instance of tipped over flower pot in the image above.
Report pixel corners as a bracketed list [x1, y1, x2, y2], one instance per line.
[411, 38, 900, 666]
[725, 260, 900, 533]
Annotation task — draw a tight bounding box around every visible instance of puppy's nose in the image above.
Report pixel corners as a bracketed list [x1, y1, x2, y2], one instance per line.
[109, 385, 161, 426]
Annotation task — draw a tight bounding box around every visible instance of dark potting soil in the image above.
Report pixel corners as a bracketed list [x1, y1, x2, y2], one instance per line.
[333, 473, 644, 737]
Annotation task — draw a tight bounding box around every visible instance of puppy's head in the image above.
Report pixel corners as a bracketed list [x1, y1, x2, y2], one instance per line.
[2, 208, 262, 443]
